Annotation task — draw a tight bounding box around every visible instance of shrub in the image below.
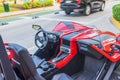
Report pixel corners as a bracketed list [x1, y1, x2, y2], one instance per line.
[23, 2, 32, 9]
[112, 4, 120, 21]
[44, 0, 53, 6]
[35, 1, 43, 7]
[23, 0, 53, 9]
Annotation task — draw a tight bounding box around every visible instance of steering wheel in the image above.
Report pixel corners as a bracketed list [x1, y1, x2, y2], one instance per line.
[35, 30, 48, 49]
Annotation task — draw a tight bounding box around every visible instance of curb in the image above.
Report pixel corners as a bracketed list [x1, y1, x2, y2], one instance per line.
[111, 16, 120, 29]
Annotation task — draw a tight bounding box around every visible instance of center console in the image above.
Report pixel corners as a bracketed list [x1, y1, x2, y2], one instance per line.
[33, 51, 70, 79]
[32, 55, 57, 79]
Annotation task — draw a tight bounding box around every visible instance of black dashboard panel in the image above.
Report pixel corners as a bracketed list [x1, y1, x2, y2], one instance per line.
[77, 39, 103, 59]
[62, 31, 84, 46]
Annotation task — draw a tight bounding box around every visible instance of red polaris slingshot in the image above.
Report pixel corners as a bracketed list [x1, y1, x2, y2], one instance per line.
[1, 21, 120, 80]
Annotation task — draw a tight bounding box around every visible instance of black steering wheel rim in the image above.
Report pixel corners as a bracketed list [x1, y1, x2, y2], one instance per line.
[35, 30, 48, 49]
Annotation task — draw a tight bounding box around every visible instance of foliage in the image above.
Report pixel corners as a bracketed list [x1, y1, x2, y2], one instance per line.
[23, 0, 53, 9]
[112, 4, 120, 21]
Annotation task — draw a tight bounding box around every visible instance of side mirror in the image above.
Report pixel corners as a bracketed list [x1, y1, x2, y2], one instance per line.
[32, 25, 42, 31]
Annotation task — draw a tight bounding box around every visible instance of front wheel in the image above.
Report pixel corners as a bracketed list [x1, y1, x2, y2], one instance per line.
[65, 11, 71, 15]
[84, 5, 91, 16]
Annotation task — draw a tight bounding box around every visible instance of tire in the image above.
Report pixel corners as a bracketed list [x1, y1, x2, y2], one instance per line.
[100, 2, 105, 11]
[84, 5, 91, 16]
[65, 11, 71, 15]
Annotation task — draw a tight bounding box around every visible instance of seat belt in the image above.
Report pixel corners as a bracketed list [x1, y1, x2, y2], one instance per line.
[0, 35, 16, 80]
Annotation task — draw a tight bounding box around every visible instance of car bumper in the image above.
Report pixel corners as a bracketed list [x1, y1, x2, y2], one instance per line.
[60, 3, 84, 12]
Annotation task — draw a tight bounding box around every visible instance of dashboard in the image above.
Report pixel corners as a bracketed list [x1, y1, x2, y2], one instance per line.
[47, 33, 59, 43]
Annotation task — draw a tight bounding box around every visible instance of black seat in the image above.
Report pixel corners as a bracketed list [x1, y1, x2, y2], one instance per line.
[8, 43, 45, 80]
[0, 35, 19, 80]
